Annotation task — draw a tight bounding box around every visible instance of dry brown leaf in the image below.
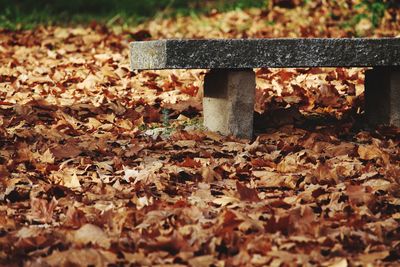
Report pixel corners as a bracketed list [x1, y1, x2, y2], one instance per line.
[70, 224, 111, 249]
[357, 144, 385, 161]
[28, 197, 58, 223]
[236, 181, 261, 202]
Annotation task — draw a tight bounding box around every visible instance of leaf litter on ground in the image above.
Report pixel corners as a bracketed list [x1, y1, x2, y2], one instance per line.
[1, 1, 400, 266]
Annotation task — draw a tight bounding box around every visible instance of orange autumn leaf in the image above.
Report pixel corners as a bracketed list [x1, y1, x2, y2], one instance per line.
[177, 157, 202, 168]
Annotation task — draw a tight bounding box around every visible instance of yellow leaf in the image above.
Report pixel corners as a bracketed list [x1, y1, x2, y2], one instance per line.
[212, 196, 239, 207]
[40, 149, 55, 164]
[328, 258, 347, 267]
[63, 172, 81, 188]
[358, 144, 383, 160]
[86, 117, 102, 130]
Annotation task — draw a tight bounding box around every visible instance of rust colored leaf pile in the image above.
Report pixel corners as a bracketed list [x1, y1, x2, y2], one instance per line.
[1, 3, 400, 267]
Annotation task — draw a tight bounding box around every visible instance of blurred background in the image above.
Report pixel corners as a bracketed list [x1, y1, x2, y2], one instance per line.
[0, 0, 266, 29]
[1, 0, 399, 31]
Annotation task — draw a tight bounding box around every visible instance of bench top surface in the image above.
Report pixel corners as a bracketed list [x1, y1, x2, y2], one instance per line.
[130, 38, 400, 70]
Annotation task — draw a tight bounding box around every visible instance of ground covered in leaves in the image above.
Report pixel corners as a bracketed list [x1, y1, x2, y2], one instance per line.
[1, 2, 400, 266]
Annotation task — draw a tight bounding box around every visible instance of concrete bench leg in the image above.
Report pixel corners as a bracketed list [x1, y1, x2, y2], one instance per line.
[365, 67, 400, 127]
[203, 69, 255, 139]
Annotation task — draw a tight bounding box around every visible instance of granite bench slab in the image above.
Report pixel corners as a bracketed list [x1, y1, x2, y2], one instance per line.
[130, 38, 400, 138]
[130, 38, 400, 70]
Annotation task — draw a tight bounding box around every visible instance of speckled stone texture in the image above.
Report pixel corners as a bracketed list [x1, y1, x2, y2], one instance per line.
[203, 69, 255, 139]
[130, 38, 400, 70]
[365, 67, 400, 127]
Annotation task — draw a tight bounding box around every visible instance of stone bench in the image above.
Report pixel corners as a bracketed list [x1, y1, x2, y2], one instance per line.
[130, 38, 400, 138]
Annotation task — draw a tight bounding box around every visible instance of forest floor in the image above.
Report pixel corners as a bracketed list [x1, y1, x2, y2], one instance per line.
[1, 2, 400, 266]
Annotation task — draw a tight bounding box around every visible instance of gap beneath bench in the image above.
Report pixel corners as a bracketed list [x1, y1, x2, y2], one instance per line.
[203, 67, 400, 139]
[365, 67, 400, 128]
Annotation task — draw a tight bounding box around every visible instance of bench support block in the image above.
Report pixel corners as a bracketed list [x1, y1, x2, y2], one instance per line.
[365, 67, 400, 127]
[203, 69, 255, 139]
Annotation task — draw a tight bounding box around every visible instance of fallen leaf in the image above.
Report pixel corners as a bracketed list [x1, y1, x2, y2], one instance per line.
[28, 197, 58, 223]
[236, 181, 260, 202]
[328, 258, 348, 267]
[71, 224, 111, 249]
